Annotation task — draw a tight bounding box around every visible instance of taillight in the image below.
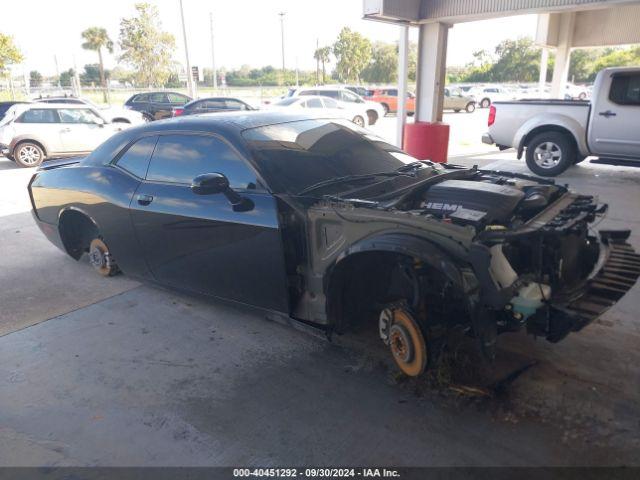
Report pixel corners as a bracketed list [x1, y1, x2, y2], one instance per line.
[173, 108, 184, 116]
[488, 105, 496, 126]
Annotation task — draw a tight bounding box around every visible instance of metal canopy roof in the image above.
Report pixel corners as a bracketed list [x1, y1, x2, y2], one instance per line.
[363, 0, 640, 25]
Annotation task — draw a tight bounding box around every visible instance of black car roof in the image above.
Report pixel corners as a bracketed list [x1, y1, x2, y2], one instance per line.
[133, 110, 333, 132]
[83, 111, 340, 166]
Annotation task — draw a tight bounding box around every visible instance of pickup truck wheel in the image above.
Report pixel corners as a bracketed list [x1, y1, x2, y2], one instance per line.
[14, 142, 45, 168]
[526, 132, 575, 177]
[480, 98, 491, 108]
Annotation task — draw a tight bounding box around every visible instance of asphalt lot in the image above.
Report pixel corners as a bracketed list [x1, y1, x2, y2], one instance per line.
[0, 115, 639, 466]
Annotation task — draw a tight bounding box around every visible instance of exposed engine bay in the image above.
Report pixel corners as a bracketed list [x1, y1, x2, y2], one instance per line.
[296, 167, 640, 376]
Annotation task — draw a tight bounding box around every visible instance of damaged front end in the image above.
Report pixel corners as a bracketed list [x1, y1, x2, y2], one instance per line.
[471, 192, 640, 344]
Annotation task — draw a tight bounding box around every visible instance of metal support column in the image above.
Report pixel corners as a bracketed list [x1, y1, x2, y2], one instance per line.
[415, 22, 449, 123]
[550, 12, 575, 98]
[396, 25, 409, 148]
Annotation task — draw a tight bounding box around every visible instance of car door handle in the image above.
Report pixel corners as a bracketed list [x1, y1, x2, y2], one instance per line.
[599, 110, 617, 118]
[137, 194, 154, 206]
[60, 127, 71, 133]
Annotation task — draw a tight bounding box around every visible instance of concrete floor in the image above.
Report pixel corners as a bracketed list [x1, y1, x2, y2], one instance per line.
[0, 153, 639, 466]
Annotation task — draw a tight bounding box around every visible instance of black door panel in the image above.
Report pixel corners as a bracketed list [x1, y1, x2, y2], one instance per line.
[130, 184, 289, 312]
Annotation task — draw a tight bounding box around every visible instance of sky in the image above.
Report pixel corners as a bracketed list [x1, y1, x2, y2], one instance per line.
[4, 0, 538, 76]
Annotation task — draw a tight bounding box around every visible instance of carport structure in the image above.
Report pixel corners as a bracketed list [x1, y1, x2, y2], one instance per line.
[363, 0, 640, 153]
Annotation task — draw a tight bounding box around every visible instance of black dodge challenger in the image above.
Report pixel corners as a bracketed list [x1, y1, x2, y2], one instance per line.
[28, 111, 639, 376]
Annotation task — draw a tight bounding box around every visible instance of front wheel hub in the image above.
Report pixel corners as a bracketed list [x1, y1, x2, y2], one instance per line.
[381, 307, 428, 377]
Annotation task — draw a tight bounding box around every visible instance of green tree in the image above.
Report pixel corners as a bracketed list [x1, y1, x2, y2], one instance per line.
[118, 3, 176, 87]
[361, 42, 397, 84]
[589, 46, 640, 81]
[0, 33, 23, 72]
[80, 64, 110, 86]
[490, 38, 540, 82]
[333, 27, 371, 82]
[313, 46, 332, 84]
[29, 70, 43, 88]
[81, 27, 113, 102]
[59, 68, 75, 87]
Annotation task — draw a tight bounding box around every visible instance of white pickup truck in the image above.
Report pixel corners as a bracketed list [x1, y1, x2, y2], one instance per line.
[482, 67, 640, 176]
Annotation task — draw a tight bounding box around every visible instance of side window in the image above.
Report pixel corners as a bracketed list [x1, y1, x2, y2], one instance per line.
[168, 93, 188, 104]
[306, 98, 323, 108]
[146, 134, 258, 189]
[133, 94, 149, 103]
[149, 93, 168, 103]
[18, 109, 58, 123]
[387, 89, 398, 96]
[319, 90, 339, 100]
[58, 109, 103, 124]
[610, 74, 640, 106]
[200, 99, 225, 109]
[224, 99, 247, 110]
[322, 98, 339, 109]
[298, 90, 316, 96]
[115, 136, 158, 178]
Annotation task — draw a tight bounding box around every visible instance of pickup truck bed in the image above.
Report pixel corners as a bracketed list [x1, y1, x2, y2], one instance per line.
[483, 67, 640, 176]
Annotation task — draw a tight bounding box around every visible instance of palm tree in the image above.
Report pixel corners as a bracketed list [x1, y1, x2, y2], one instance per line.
[81, 27, 114, 103]
[313, 46, 331, 84]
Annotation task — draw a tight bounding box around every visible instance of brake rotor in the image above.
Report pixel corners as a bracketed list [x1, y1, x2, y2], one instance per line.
[387, 307, 427, 377]
[89, 238, 115, 277]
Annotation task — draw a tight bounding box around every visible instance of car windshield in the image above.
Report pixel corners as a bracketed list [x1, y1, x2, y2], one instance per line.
[243, 119, 439, 195]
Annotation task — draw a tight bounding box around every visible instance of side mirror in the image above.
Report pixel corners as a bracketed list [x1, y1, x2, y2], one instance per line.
[94, 117, 106, 126]
[191, 172, 254, 211]
[191, 172, 229, 195]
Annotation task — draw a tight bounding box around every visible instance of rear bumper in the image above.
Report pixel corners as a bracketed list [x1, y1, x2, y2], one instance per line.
[31, 210, 66, 254]
[481, 133, 494, 145]
[535, 230, 640, 342]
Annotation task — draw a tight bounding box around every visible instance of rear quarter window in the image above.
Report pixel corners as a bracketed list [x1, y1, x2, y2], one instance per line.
[18, 109, 58, 123]
[114, 136, 158, 178]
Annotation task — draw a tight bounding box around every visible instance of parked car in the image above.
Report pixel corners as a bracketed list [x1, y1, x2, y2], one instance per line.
[28, 112, 639, 376]
[0, 101, 30, 122]
[36, 96, 146, 124]
[367, 87, 475, 115]
[124, 91, 192, 121]
[0, 103, 129, 167]
[469, 86, 516, 108]
[564, 83, 591, 100]
[267, 95, 372, 127]
[366, 87, 414, 115]
[343, 85, 370, 97]
[286, 86, 384, 125]
[483, 67, 640, 176]
[444, 88, 476, 113]
[172, 97, 255, 117]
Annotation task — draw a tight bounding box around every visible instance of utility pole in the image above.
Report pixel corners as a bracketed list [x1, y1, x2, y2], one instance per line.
[179, 0, 196, 98]
[279, 12, 286, 75]
[54, 55, 61, 88]
[209, 12, 218, 90]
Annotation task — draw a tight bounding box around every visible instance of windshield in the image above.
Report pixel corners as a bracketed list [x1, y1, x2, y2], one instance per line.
[243, 119, 437, 195]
